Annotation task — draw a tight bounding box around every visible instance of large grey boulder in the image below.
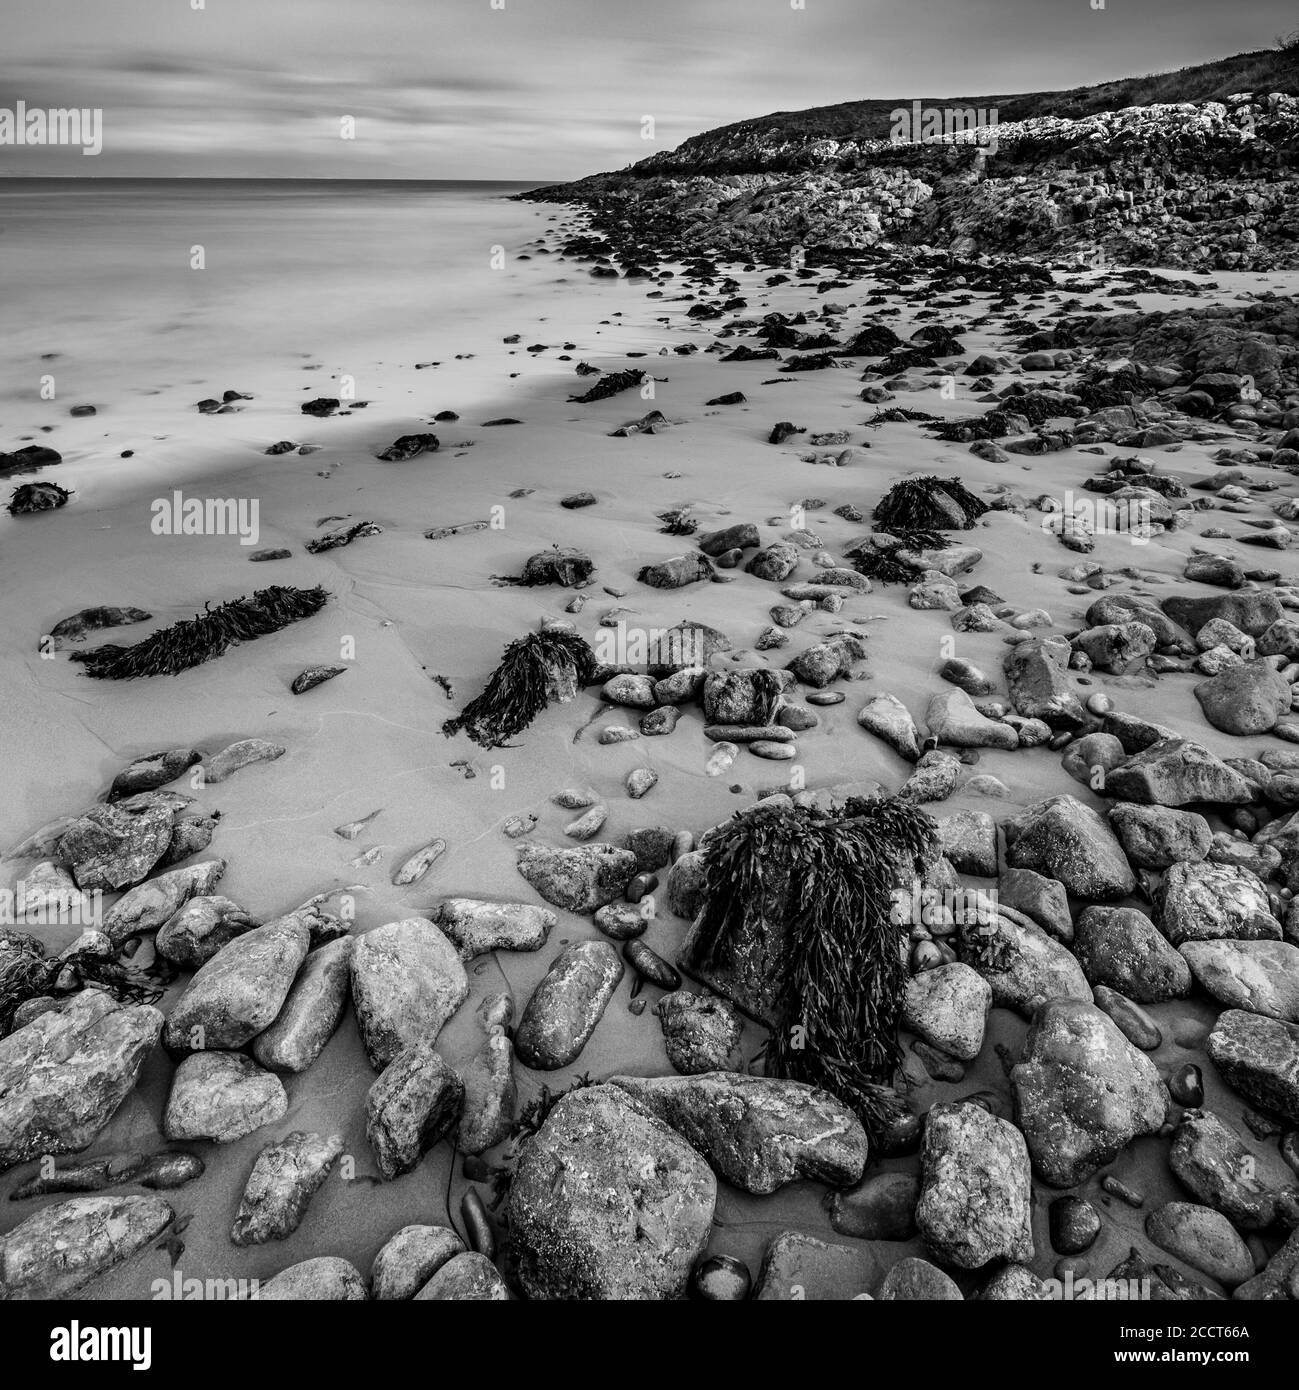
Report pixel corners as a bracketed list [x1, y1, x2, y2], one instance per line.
[1003, 795, 1135, 900]
[252, 936, 353, 1073]
[916, 1101, 1034, 1269]
[609, 1072, 867, 1195]
[515, 842, 638, 913]
[0, 990, 163, 1172]
[1206, 1009, 1299, 1123]
[515, 940, 623, 1070]
[507, 1083, 716, 1299]
[1073, 906, 1193, 1004]
[1180, 939, 1299, 1023]
[1158, 862, 1282, 946]
[1104, 738, 1255, 806]
[1012, 998, 1168, 1186]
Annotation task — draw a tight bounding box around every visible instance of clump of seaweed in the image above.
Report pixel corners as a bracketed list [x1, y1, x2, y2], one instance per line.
[873, 475, 989, 533]
[850, 548, 926, 585]
[69, 585, 329, 680]
[863, 407, 937, 427]
[442, 628, 599, 749]
[8, 481, 72, 515]
[692, 796, 938, 1142]
[0, 930, 166, 1037]
[657, 507, 698, 536]
[568, 368, 648, 403]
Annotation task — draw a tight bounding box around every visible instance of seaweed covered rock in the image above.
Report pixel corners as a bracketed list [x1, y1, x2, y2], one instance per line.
[507, 1083, 716, 1299]
[521, 547, 595, 587]
[8, 481, 71, 515]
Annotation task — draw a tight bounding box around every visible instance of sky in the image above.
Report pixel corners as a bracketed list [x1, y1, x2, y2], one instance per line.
[0, 0, 1294, 180]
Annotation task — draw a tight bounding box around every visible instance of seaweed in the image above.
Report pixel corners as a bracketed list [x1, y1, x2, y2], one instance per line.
[862, 407, 937, 427]
[442, 628, 599, 748]
[0, 931, 166, 1037]
[8, 482, 72, 515]
[850, 548, 927, 585]
[872, 475, 990, 533]
[692, 796, 938, 1141]
[657, 507, 698, 536]
[567, 368, 649, 403]
[69, 585, 329, 680]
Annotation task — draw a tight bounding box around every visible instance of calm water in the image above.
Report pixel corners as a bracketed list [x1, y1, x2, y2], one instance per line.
[0, 179, 553, 403]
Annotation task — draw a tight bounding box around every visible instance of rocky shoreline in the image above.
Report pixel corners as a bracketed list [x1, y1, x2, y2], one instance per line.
[3, 152, 1299, 1303]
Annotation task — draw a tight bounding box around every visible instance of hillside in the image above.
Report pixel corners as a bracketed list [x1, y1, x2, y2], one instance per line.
[523, 47, 1299, 272]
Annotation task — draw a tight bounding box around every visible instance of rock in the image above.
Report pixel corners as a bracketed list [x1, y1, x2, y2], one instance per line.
[1207, 1009, 1299, 1124]
[1092, 985, 1163, 1050]
[392, 837, 447, 886]
[291, 665, 346, 695]
[259, 1256, 368, 1300]
[938, 657, 994, 696]
[638, 552, 714, 589]
[937, 810, 998, 877]
[1169, 1110, 1287, 1231]
[431, 898, 555, 958]
[746, 541, 800, 582]
[1145, 1202, 1254, 1288]
[415, 1251, 510, 1300]
[1109, 803, 1211, 869]
[515, 940, 624, 1070]
[857, 693, 921, 760]
[1073, 906, 1192, 1003]
[1073, 622, 1157, 674]
[998, 868, 1072, 941]
[1105, 738, 1255, 806]
[610, 1073, 866, 1195]
[926, 688, 1017, 750]
[698, 522, 760, 555]
[1087, 594, 1181, 646]
[593, 903, 648, 940]
[252, 937, 353, 1073]
[350, 919, 469, 1070]
[204, 738, 286, 783]
[899, 749, 962, 802]
[1004, 795, 1135, 899]
[753, 1230, 884, 1300]
[155, 894, 257, 967]
[1163, 591, 1284, 640]
[1234, 1226, 1299, 1300]
[107, 748, 202, 801]
[0, 1194, 173, 1299]
[1061, 731, 1126, 786]
[656, 990, 743, 1074]
[1003, 637, 1086, 729]
[666, 850, 707, 919]
[640, 706, 679, 736]
[902, 963, 991, 1061]
[1012, 999, 1168, 1186]
[878, 1257, 963, 1300]
[163, 1052, 287, 1143]
[0, 991, 164, 1172]
[828, 1171, 920, 1240]
[626, 767, 659, 798]
[787, 635, 865, 687]
[1050, 1195, 1101, 1254]
[366, 1042, 465, 1180]
[969, 911, 1091, 1019]
[231, 1131, 343, 1245]
[702, 669, 794, 724]
[1158, 861, 1281, 946]
[457, 1029, 515, 1155]
[1180, 939, 1299, 1023]
[163, 909, 311, 1052]
[515, 842, 637, 913]
[507, 1083, 715, 1299]
[57, 802, 173, 891]
[916, 1102, 1034, 1269]
[371, 1225, 465, 1300]
[625, 826, 676, 872]
[981, 1265, 1050, 1300]
[1194, 660, 1292, 735]
[522, 547, 594, 586]
[603, 673, 657, 708]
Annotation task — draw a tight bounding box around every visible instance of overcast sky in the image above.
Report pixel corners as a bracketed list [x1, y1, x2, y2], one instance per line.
[0, 0, 1294, 179]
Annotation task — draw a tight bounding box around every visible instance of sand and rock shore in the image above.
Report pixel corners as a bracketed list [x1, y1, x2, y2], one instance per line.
[3, 91, 1299, 1302]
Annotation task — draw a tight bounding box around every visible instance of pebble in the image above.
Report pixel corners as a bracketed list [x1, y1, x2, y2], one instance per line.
[691, 1254, 751, 1301]
[626, 768, 658, 798]
[1050, 1195, 1101, 1254]
[623, 939, 681, 990]
[626, 872, 659, 903]
[1168, 1062, 1205, 1108]
[1101, 1175, 1144, 1208]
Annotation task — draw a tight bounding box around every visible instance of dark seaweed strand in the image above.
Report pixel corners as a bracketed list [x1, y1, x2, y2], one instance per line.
[68, 586, 329, 680]
[441, 629, 599, 748]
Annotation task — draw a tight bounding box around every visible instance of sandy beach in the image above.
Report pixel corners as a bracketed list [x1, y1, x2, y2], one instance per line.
[3, 166, 1299, 1304]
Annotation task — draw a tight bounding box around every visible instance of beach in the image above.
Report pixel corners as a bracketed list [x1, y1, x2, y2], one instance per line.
[3, 175, 1299, 1300]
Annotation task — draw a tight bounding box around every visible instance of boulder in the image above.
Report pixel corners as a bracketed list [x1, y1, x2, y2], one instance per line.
[259, 1256, 368, 1300]
[252, 937, 354, 1073]
[1002, 637, 1086, 729]
[1108, 803, 1211, 869]
[507, 1083, 716, 1299]
[1194, 661, 1292, 736]
[56, 802, 173, 891]
[230, 1131, 343, 1245]
[916, 1102, 1034, 1269]
[1012, 998, 1168, 1186]
[1145, 1202, 1254, 1288]
[371, 1225, 465, 1300]
[1073, 906, 1193, 1004]
[1180, 939, 1299, 1023]
[1158, 862, 1281, 946]
[926, 688, 1017, 750]
[350, 919, 469, 1070]
[857, 692, 921, 761]
[103, 860, 226, 944]
[1169, 1110, 1291, 1231]
[163, 1052, 287, 1143]
[609, 1072, 867, 1195]
[966, 911, 1091, 1018]
[1104, 738, 1255, 806]
[656, 990, 743, 1074]
[515, 842, 638, 913]
[431, 898, 555, 958]
[514, 940, 624, 1070]
[1206, 1010, 1299, 1122]
[415, 1251, 510, 1300]
[0, 991, 164, 1172]
[366, 1042, 465, 1180]
[902, 963, 991, 1061]
[1004, 795, 1135, 899]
